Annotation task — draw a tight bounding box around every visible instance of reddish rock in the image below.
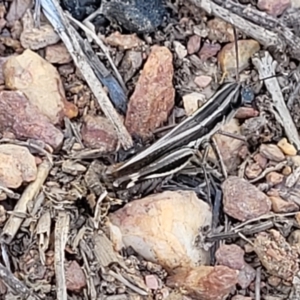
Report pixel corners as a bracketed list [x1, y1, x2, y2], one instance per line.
[245, 163, 262, 179]
[215, 244, 245, 270]
[145, 274, 159, 290]
[105, 31, 144, 50]
[45, 43, 72, 64]
[269, 196, 299, 213]
[198, 42, 221, 60]
[266, 172, 284, 186]
[253, 153, 268, 169]
[238, 263, 256, 289]
[167, 265, 238, 300]
[254, 230, 298, 281]
[0, 91, 63, 150]
[257, 0, 291, 16]
[222, 176, 271, 221]
[235, 107, 259, 119]
[81, 115, 118, 152]
[187, 35, 201, 55]
[125, 46, 175, 139]
[66, 261, 87, 292]
[194, 75, 212, 88]
[207, 18, 235, 43]
[232, 296, 252, 300]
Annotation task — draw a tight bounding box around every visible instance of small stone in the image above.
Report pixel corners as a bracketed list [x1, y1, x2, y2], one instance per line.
[4, 49, 78, 125]
[194, 75, 212, 88]
[237, 263, 256, 289]
[66, 261, 87, 292]
[0, 91, 64, 150]
[222, 176, 271, 221]
[282, 165, 292, 175]
[173, 41, 187, 59]
[209, 119, 245, 173]
[253, 153, 268, 169]
[207, 18, 235, 43]
[62, 161, 87, 176]
[269, 196, 299, 213]
[81, 115, 118, 152]
[235, 107, 259, 119]
[268, 276, 281, 287]
[277, 138, 297, 156]
[218, 40, 260, 76]
[120, 50, 143, 83]
[0, 56, 14, 85]
[291, 155, 300, 166]
[166, 265, 238, 300]
[20, 10, 60, 50]
[187, 35, 201, 55]
[288, 229, 300, 247]
[182, 92, 205, 116]
[296, 213, 300, 225]
[198, 42, 221, 60]
[245, 163, 262, 179]
[257, 0, 291, 16]
[254, 230, 299, 281]
[45, 43, 72, 64]
[259, 144, 285, 162]
[215, 244, 245, 270]
[105, 32, 144, 50]
[292, 0, 300, 7]
[125, 46, 175, 139]
[266, 172, 284, 186]
[145, 275, 159, 290]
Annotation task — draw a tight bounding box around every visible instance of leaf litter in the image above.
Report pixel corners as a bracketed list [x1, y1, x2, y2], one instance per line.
[0, 0, 300, 299]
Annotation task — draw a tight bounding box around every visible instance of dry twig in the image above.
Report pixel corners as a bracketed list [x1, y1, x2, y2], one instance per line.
[1, 160, 52, 244]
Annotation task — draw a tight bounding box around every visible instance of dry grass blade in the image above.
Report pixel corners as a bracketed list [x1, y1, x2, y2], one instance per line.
[55, 211, 70, 300]
[40, 0, 133, 150]
[1, 160, 52, 244]
[252, 51, 300, 151]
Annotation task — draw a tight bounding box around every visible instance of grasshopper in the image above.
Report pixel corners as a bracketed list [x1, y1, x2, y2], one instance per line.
[108, 28, 256, 191]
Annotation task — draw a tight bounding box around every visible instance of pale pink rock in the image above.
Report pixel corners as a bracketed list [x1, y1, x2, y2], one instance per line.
[194, 75, 212, 88]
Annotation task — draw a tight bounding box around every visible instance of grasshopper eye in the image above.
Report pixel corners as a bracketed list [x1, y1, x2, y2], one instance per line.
[241, 86, 255, 106]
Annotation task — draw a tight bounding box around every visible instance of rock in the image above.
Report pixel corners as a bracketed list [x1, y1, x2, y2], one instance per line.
[0, 4, 5, 32]
[269, 196, 299, 213]
[253, 153, 268, 169]
[81, 115, 118, 152]
[209, 118, 245, 173]
[194, 75, 212, 88]
[105, 32, 144, 50]
[45, 43, 72, 64]
[259, 144, 285, 162]
[257, 0, 291, 16]
[6, 0, 31, 26]
[173, 41, 187, 60]
[3, 49, 78, 125]
[108, 191, 212, 272]
[292, 0, 300, 7]
[291, 155, 300, 166]
[235, 107, 259, 119]
[166, 265, 238, 300]
[198, 42, 221, 60]
[277, 138, 297, 156]
[245, 163, 263, 179]
[187, 35, 201, 55]
[120, 50, 143, 83]
[182, 92, 205, 116]
[145, 275, 159, 290]
[0, 56, 15, 85]
[0, 144, 37, 188]
[237, 263, 256, 289]
[222, 176, 271, 221]
[65, 261, 87, 292]
[62, 161, 87, 176]
[266, 172, 284, 186]
[215, 244, 245, 270]
[253, 230, 298, 281]
[0, 91, 64, 150]
[218, 40, 260, 76]
[20, 10, 60, 50]
[207, 18, 235, 43]
[125, 46, 175, 139]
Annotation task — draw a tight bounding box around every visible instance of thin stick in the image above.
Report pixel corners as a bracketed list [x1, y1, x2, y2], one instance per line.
[1, 160, 52, 244]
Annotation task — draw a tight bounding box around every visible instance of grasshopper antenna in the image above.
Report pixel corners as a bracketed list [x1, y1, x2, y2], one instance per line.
[233, 26, 240, 83]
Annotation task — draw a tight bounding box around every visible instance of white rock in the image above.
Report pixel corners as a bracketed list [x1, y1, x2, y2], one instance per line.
[108, 190, 212, 272]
